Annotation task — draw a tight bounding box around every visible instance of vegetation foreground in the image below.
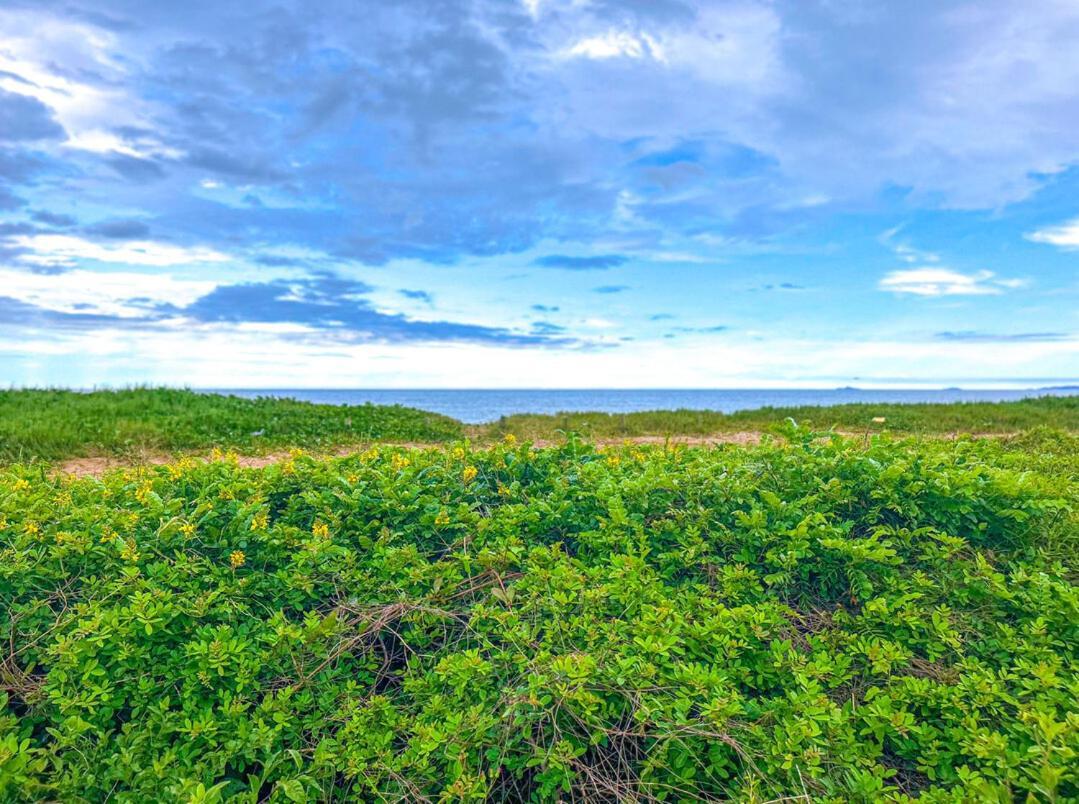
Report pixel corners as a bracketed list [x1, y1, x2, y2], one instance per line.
[2, 428, 1076, 801]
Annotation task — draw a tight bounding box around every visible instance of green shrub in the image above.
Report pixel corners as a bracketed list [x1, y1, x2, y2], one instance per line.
[1, 433, 1075, 801]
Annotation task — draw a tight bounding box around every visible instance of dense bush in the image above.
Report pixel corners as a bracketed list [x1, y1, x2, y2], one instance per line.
[1, 432, 1076, 801]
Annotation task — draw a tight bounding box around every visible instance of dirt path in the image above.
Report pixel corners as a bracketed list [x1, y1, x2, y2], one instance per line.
[54, 430, 1019, 478]
[55, 432, 770, 478]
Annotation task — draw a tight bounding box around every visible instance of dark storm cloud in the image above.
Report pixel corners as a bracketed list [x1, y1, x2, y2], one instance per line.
[531, 321, 566, 335]
[0, 149, 49, 182]
[399, 289, 433, 303]
[1, 270, 584, 347]
[65, 6, 139, 31]
[0, 222, 39, 236]
[105, 154, 167, 182]
[11, 0, 618, 265]
[0, 69, 39, 87]
[178, 273, 575, 346]
[756, 282, 807, 292]
[0, 186, 23, 210]
[588, 0, 697, 23]
[86, 219, 151, 239]
[533, 254, 628, 270]
[184, 147, 284, 183]
[0, 296, 150, 329]
[253, 254, 308, 267]
[670, 324, 729, 334]
[0, 90, 65, 141]
[935, 331, 1070, 343]
[31, 210, 77, 227]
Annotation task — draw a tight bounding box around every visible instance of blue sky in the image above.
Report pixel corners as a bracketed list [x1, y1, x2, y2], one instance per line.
[0, 0, 1077, 388]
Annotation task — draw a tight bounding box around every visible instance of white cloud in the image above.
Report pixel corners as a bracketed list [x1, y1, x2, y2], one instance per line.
[11, 235, 230, 268]
[567, 31, 665, 62]
[0, 8, 175, 159]
[1026, 218, 1079, 249]
[581, 317, 616, 329]
[0, 267, 217, 317]
[2, 329, 1074, 390]
[878, 227, 942, 265]
[879, 268, 1025, 296]
[893, 244, 941, 264]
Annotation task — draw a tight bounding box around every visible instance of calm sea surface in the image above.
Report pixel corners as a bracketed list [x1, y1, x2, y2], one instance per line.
[207, 388, 1076, 425]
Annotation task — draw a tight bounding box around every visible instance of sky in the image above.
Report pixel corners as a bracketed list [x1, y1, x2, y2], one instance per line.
[0, 0, 1077, 389]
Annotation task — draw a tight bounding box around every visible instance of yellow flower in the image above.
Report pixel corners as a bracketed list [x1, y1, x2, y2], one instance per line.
[503, 434, 517, 446]
[452, 446, 466, 460]
[229, 550, 246, 569]
[24, 521, 40, 537]
[166, 463, 184, 480]
[391, 453, 411, 471]
[434, 510, 450, 527]
[497, 483, 511, 497]
[120, 539, 139, 562]
[312, 521, 330, 539]
[606, 455, 621, 467]
[462, 465, 478, 484]
[180, 522, 196, 538]
[12, 478, 30, 493]
[250, 511, 269, 531]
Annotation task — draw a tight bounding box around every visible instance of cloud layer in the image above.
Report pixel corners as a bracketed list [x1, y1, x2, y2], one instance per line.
[0, 0, 1077, 385]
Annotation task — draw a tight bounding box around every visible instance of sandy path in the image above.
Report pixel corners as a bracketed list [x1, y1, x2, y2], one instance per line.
[54, 430, 1017, 478]
[55, 432, 769, 478]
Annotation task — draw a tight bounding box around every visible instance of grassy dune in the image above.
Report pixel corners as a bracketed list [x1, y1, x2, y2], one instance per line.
[0, 388, 1076, 463]
[0, 388, 463, 462]
[484, 394, 1079, 440]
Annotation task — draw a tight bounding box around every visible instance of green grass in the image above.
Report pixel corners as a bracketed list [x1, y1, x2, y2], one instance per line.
[484, 395, 1079, 440]
[2, 433, 1075, 800]
[0, 388, 463, 462]
[1, 388, 1076, 464]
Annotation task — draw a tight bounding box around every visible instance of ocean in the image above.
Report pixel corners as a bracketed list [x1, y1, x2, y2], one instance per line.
[207, 387, 1076, 425]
